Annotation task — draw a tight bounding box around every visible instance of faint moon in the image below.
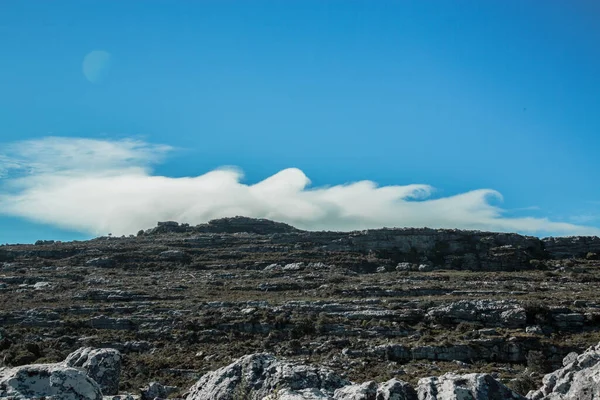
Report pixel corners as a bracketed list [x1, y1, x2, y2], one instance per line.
[82, 50, 112, 83]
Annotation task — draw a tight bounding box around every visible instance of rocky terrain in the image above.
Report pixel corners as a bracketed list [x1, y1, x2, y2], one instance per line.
[1, 216, 600, 399]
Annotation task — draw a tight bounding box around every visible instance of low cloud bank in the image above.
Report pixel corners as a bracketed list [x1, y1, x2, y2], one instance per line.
[1, 136, 598, 237]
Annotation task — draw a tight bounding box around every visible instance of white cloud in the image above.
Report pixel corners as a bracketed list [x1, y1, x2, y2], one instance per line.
[0, 136, 599, 237]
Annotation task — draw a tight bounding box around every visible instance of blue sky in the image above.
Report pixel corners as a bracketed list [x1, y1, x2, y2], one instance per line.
[1, 1, 600, 243]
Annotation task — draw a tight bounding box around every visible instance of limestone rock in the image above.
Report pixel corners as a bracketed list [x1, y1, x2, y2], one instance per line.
[64, 347, 122, 395]
[376, 379, 418, 400]
[526, 326, 544, 335]
[33, 281, 52, 290]
[0, 363, 102, 400]
[426, 300, 526, 328]
[333, 381, 377, 399]
[263, 388, 331, 399]
[185, 353, 350, 400]
[396, 263, 417, 271]
[284, 263, 305, 271]
[526, 343, 600, 400]
[330, 379, 417, 400]
[264, 263, 282, 271]
[140, 381, 178, 400]
[417, 372, 525, 400]
[562, 352, 578, 367]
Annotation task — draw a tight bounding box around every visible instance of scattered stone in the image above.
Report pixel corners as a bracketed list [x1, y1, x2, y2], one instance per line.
[264, 263, 282, 271]
[396, 263, 417, 271]
[284, 262, 305, 271]
[33, 281, 52, 290]
[526, 326, 544, 335]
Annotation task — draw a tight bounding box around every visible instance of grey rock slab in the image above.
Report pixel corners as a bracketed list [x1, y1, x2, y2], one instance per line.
[333, 381, 377, 399]
[140, 381, 178, 400]
[64, 347, 122, 396]
[417, 372, 525, 400]
[185, 353, 350, 400]
[376, 379, 418, 400]
[426, 300, 526, 328]
[0, 363, 102, 400]
[527, 342, 600, 400]
[263, 387, 332, 399]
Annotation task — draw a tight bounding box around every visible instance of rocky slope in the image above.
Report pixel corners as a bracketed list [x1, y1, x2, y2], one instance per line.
[0, 217, 600, 398]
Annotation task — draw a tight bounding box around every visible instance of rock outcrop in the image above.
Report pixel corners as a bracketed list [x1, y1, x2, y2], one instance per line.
[185, 353, 350, 400]
[263, 388, 331, 399]
[140, 381, 178, 400]
[417, 373, 526, 400]
[64, 347, 122, 395]
[332, 379, 417, 399]
[377, 379, 418, 400]
[7, 345, 600, 400]
[333, 381, 378, 399]
[186, 353, 529, 400]
[426, 300, 526, 328]
[527, 342, 600, 399]
[0, 363, 103, 400]
[0, 347, 120, 399]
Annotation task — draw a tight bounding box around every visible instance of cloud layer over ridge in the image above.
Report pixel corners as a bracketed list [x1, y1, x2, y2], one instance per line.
[0, 136, 598, 237]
